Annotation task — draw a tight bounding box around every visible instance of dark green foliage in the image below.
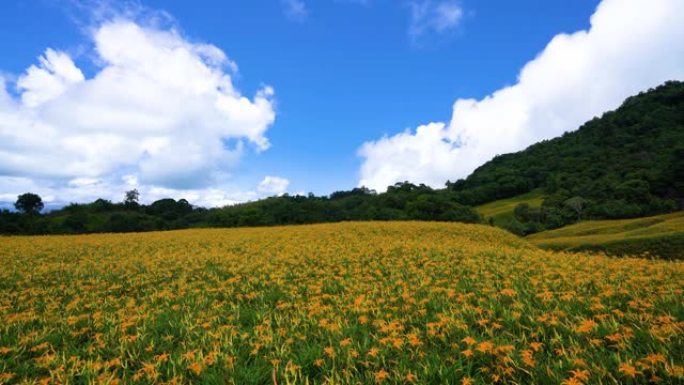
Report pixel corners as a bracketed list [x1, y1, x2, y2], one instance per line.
[207, 182, 481, 228]
[14, 193, 44, 214]
[541, 232, 684, 260]
[124, 189, 140, 209]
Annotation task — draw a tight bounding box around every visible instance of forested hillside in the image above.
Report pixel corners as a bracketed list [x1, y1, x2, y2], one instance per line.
[449, 81, 684, 233]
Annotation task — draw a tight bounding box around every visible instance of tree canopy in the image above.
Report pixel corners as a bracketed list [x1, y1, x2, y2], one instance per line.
[14, 193, 44, 214]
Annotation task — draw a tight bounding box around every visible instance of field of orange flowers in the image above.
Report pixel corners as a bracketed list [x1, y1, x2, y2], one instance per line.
[1, 222, 683, 384]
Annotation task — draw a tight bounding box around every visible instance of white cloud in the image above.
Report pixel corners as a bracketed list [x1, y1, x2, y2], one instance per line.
[282, 0, 308, 21]
[0, 174, 292, 209]
[409, 1, 463, 40]
[257, 176, 291, 196]
[359, 0, 684, 192]
[17, 49, 85, 108]
[0, 19, 278, 206]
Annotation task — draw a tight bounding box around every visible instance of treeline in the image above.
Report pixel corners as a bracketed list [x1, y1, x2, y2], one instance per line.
[0, 184, 481, 235]
[208, 184, 481, 227]
[0, 194, 208, 235]
[446, 81, 684, 234]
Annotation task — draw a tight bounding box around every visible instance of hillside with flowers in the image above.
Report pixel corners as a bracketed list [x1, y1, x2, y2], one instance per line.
[1, 222, 683, 384]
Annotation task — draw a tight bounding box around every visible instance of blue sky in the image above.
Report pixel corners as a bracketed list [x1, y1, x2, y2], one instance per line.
[1, 0, 682, 206]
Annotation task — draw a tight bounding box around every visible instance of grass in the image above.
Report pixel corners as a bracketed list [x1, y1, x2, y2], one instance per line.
[527, 211, 684, 259]
[475, 189, 545, 223]
[1, 222, 683, 384]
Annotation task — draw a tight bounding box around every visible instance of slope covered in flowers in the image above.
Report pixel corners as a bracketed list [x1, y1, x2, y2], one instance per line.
[0, 222, 683, 384]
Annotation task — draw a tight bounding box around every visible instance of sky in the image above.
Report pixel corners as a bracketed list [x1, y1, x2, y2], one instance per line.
[0, 0, 683, 208]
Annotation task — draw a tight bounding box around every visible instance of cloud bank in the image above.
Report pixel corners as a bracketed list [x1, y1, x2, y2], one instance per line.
[0, 19, 284, 207]
[358, 0, 684, 191]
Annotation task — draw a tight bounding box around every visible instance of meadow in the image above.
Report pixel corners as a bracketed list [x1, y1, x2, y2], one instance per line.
[1, 222, 683, 384]
[528, 212, 684, 259]
[475, 189, 545, 224]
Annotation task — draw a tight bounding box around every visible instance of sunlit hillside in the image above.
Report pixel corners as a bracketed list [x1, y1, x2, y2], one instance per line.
[475, 189, 545, 223]
[1, 222, 682, 384]
[528, 211, 684, 259]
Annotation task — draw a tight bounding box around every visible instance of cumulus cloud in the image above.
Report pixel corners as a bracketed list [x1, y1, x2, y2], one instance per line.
[359, 0, 684, 191]
[0, 19, 278, 207]
[409, 1, 463, 40]
[257, 176, 290, 196]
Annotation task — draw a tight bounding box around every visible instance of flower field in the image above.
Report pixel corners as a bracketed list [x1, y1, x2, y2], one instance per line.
[1, 222, 683, 384]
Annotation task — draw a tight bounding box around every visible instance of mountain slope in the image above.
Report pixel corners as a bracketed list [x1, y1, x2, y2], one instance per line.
[450, 81, 684, 231]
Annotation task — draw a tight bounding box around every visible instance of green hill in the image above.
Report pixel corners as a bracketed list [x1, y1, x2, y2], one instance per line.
[475, 189, 544, 222]
[527, 211, 684, 259]
[448, 81, 684, 232]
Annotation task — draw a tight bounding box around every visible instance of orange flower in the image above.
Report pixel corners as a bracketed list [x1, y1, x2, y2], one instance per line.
[529, 342, 543, 352]
[561, 377, 583, 385]
[186, 362, 203, 376]
[476, 341, 494, 353]
[374, 369, 390, 383]
[154, 353, 169, 362]
[570, 369, 590, 382]
[575, 319, 597, 333]
[618, 363, 638, 378]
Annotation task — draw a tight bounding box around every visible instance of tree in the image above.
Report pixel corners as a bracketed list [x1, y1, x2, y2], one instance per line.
[15, 193, 44, 214]
[514, 203, 530, 222]
[124, 189, 140, 207]
[564, 196, 588, 221]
